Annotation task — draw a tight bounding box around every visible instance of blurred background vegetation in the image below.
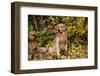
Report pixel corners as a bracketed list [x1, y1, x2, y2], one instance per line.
[28, 15, 88, 60]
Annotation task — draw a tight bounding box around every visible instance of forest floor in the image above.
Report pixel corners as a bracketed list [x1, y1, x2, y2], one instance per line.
[28, 42, 88, 60]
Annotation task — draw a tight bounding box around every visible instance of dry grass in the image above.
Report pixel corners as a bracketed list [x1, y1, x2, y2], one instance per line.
[28, 42, 88, 61]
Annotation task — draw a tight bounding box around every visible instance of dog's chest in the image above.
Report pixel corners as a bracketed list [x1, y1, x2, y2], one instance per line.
[58, 33, 67, 46]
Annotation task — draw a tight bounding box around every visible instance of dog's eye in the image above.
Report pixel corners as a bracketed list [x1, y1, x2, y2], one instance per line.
[31, 34, 35, 36]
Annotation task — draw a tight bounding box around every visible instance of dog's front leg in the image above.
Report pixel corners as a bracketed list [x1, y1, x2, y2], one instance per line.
[56, 38, 60, 56]
[65, 39, 67, 52]
[65, 44, 67, 52]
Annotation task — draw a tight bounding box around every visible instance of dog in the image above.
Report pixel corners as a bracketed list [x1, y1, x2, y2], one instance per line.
[48, 23, 67, 56]
[28, 31, 48, 60]
[28, 31, 37, 42]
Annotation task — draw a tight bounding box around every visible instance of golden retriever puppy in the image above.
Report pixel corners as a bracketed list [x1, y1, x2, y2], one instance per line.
[48, 23, 67, 56]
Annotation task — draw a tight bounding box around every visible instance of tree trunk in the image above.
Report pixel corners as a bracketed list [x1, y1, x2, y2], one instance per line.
[32, 16, 38, 31]
[33, 15, 45, 31]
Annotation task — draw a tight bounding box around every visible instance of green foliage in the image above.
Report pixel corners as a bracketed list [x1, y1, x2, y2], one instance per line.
[28, 15, 35, 32]
[36, 28, 53, 47]
[28, 23, 33, 32]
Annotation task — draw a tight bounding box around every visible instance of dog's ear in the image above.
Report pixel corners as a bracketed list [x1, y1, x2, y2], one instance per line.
[63, 24, 67, 30]
[54, 25, 57, 30]
[48, 25, 54, 29]
[34, 31, 37, 36]
[54, 25, 58, 33]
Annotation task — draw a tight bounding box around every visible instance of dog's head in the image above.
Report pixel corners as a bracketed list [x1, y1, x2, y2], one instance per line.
[55, 23, 67, 33]
[28, 31, 37, 41]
